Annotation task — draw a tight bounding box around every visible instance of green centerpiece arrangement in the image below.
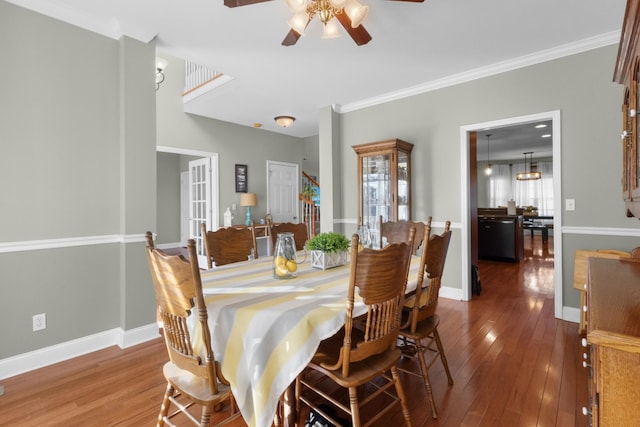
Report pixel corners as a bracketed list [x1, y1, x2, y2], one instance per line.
[306, 232, 350, 270]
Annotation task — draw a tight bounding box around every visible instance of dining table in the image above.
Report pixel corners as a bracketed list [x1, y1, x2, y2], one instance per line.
[191, 251, 423, 427]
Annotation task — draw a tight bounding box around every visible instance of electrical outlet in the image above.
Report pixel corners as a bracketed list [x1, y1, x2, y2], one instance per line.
[232, 203, 236, 211]
[33, 313, 46, 331]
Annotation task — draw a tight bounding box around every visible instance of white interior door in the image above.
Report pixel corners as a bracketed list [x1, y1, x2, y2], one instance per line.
[189, 156, 219, 268]
[267, 161, 299, 223]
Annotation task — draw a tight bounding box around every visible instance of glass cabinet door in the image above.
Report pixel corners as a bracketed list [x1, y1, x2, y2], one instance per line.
[354, 139, 413, 229]
[361, 153, 391, 228]
[397, 150, 409, 221]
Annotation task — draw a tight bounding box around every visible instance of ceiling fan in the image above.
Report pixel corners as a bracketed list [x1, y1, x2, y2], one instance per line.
[224, 0, 424, 46]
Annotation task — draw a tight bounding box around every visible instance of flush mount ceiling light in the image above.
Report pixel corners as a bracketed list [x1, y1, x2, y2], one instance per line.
[274, 116, 296, 127]
[223, 0, 424, 46]
[484, 134, 493, 176]
[516, 152, 542, 181]
[155, 57, 168, 91]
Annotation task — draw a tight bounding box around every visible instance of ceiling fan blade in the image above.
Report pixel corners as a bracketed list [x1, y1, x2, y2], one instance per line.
[281, 17, 312, 46]
[335, 13, 372, 46]
[282, 29, 302, 46]
[224, 0, 273, 7]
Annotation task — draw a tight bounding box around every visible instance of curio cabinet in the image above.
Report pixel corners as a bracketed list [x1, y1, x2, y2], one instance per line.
[353, 138, 413, 228]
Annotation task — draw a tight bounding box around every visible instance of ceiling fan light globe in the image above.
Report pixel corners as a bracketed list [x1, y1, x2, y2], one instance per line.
[321, 20, 341, 38]
[344, 0, 368, 27]
[285, 0, 307, 12]
[288, 12, 308, 35]
[330, 0, 349, 8]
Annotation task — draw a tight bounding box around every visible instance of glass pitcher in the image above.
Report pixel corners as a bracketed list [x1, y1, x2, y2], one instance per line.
[273, 232, 299, 279]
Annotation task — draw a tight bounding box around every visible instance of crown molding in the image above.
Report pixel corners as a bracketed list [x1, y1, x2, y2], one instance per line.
[5, 0, 157, 42]
[336, 31, 621, 114]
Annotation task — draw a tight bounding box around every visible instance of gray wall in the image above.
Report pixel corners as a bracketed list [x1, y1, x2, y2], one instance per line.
[156, 152, 182, 244]
[328, 44, 639, 309]
[0, 2, 157, 358]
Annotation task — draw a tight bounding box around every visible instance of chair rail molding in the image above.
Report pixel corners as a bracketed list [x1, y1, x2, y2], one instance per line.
[0, 234, 147, 253]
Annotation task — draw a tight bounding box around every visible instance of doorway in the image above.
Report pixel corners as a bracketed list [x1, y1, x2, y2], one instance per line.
[156, 146, 219, 267]
[460, 110, 564, 319]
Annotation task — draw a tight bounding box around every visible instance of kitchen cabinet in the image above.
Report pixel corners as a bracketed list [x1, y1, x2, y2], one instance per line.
[353, 139, 413, 228]
[478, 215, 524, 262]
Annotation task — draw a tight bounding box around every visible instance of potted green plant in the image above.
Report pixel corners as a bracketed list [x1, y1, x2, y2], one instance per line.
[306, 232, 350, 270]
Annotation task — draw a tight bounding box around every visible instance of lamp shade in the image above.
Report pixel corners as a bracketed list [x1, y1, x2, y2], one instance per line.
[285, 0, 307, 12]
[288, 12, 308, 35]
[240, 193, 258, 207]
[344, 0, 369, 28]
[155, 57, 168, 72]
[322, 20, 341, 39]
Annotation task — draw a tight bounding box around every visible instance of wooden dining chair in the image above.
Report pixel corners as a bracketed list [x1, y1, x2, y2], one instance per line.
[268, 221, 309, 252]
[397, 221, 453, 419]
[201, 223, 258, 268]
[145, 232, 240, 427]
[295, 229, 416, 427]
[379, 215, 429, 254]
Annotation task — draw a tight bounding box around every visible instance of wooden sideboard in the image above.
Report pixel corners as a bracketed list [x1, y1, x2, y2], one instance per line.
[583, 257, 640, 425]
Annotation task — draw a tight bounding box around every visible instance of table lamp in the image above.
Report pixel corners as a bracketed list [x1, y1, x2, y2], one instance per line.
[240, 193, 257, 226]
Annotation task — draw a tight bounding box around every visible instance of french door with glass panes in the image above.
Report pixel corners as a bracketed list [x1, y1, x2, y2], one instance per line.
[189, 156, 219, 268]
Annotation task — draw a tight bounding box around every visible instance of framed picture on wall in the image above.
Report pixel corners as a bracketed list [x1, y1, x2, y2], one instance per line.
[235, 164, 247, 193]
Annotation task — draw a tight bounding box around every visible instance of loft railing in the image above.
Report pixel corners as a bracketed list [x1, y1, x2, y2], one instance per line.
[301, 172, 320, 237]
[182, 61, 225, 97]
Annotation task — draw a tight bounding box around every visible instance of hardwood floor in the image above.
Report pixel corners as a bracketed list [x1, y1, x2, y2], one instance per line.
[0, 235, 588, 426]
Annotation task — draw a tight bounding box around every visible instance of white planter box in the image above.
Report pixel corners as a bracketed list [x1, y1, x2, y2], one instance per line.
[310, 250, 348, 270]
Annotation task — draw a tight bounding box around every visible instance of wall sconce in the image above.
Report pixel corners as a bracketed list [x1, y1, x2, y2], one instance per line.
[274, 116, 296, 128]
[155, 57, 168, 91]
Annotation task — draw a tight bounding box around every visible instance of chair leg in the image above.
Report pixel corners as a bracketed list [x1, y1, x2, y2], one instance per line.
[433, 328, 454, 386]
[390, 366, 413, 427]
[416, 339, 438, 419]
[348, 386, 362, 427]
[157, 383, 174, 427]
[200, 404, 213, 426]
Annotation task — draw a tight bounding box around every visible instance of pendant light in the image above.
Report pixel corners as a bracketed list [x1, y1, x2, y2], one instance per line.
[516, 152, 542, 180]
[484, 134, 493, 176]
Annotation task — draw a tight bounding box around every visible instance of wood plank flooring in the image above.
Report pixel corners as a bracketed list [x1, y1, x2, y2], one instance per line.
[0, 235, 588, 426]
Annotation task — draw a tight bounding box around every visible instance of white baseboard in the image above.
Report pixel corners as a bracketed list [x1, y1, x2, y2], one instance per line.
[440, 285, 463, 301]
[562, 306, 580, 324]
[0, 324, 160, 380]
